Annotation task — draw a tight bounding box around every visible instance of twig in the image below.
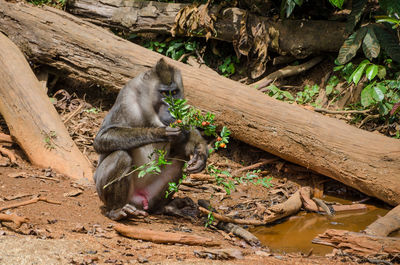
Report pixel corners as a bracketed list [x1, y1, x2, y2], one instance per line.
[251, 56, 324, 91]
[177, 52, 194, 62]
[0, 146, 16, 163]
[0, 196, 61, 212]
[0, 213, 29, 228]
[63, 102, 84, 124]
[358, 114, 380, 128]
[232, 158, 279, 176]
[314, 108, 371, 114]
[33, 175, 60, 182]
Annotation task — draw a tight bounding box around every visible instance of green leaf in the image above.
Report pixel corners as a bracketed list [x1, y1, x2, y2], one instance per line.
[372, 86, 385, 102]
[285, 0, 296, 17]
[349, 59, 369, 84]
[337, 27, 367, 64]
[326, 85, 334, 95]
[361, 82, 376, 107]
[346, 0, 367, 33]
[379, 0, 400, 16]
[333, 65, 344, 71]
[282, 91, 294, 100]
[365, 64, 379, 80]
[329, 0, 345, 8]
[293, 0, 303, 5]
[362, 27, 381, 60]
[377, 65, 387, 79]
[374, 25, 400, 63]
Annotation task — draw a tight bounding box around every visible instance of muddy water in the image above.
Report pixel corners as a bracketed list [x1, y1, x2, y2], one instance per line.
[251, 196, 398, 255]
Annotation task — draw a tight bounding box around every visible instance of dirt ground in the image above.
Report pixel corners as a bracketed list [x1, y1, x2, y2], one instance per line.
[0, 89, 386, 265]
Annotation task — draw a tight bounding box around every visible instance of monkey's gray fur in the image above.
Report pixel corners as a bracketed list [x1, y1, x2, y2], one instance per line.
[93, 59, 208, 220]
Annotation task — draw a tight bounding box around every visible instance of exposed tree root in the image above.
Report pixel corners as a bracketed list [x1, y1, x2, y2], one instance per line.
[231, 158, 279, 176]
[0, 132, 13, 143]
[252, 56, 324, 91]
[0, 145, 16, 163]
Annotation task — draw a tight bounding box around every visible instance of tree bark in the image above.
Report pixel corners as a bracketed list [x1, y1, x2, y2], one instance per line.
[312, 229, 400, 256]
[0, 32, 93, 181]
[0, 1, 399, 206]
[67, 0, 347, 57]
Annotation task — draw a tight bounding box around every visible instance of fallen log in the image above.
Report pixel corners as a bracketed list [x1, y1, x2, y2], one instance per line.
[312, 229, 400, 256]
[0, 32, 93, 180]
[1, 1, 400, 206]
[364, 204, 400, 237]
[114, 224, 221, 246]
[67, 0, 346, 59]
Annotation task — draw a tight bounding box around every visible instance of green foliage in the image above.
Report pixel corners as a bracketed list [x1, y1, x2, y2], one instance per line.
[84, 107, 100, 114]
[325, 75, 340, 96]
[346, 0, 368, 33]
[328, 0, 345, 9]
[165, 172, 187, 198]
[295, 84, 320, 105]
[43, 131, 57, 150]
[104, 149, 171, 189]
[361, 80, 400, 116]
[235, 170, 273, 188]
[263, 84, 295, 101]
[218, 56, 239, 77]
[144, 38, 199, 62]
[337, 27, 368, 64]
[373, 25, 400, 64]
[164, 96, 231, 151]
[28, 0, 65, 7]
[379, 0, 400, 16]
[205, 210, 215, 228]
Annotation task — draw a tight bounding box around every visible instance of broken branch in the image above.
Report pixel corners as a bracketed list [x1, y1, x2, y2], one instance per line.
[114, 224, 221, 246]
[0, 196, 61, 212]
[364, 204, 400, 237]
[0, 213, 29, 228]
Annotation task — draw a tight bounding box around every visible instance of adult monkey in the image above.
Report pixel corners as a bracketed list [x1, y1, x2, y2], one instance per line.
[93, 59, 208, 220]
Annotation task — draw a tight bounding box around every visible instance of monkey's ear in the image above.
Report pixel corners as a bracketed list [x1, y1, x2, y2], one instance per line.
[155, 58, 173, 85]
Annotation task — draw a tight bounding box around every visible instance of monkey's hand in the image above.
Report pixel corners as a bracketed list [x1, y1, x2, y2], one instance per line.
[107, 204, 148, 221]
[165, 126, 187, 142]
[185, 130, 208, 173]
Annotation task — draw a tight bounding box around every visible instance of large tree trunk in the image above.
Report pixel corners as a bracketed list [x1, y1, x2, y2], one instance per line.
[67, 0, 346, 57]
[0, 1, 399, 205]
[0, 32, 93, 181]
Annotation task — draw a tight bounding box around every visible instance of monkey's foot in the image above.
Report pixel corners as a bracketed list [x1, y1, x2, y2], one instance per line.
[107, 204, 148, 221]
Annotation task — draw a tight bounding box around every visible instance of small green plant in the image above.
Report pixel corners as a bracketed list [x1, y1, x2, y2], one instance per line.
[263, 84, 295, 101]
[84, 107, 100, 114]
[165, 171, 187, 198]
[235, 170, 273, 188]
[218, 56, 239, 77]
[43, 131, 57, 150]
[28, 0, 65, 7]
[144, 39, 199, 62]
[205, 210, 215, 228]
[207, 165, 235, 195]
[103, 149, 171, 189]
[295, 84, 320, 105]
[164, 96, 231, 152]
[360, 80, 400, 116]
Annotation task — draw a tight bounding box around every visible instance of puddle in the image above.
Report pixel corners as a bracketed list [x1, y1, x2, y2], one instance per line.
[250, 195, 399, 255]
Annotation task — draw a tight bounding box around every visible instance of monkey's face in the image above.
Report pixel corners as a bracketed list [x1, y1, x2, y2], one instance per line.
[154, 82, 183, 126]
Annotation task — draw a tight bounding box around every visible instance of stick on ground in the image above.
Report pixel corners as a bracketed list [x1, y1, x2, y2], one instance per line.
[114, 224, 221, 246]
[0, 213, 29, 228]
[0, 196, 61, 212]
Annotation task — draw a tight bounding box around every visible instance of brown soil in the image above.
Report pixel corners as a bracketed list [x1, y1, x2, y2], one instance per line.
[0, 90, 370, 264]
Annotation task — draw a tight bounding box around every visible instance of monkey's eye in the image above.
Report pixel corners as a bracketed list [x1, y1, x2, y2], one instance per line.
[161, 91, 168, 97]
[171, 90, 177, 95]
